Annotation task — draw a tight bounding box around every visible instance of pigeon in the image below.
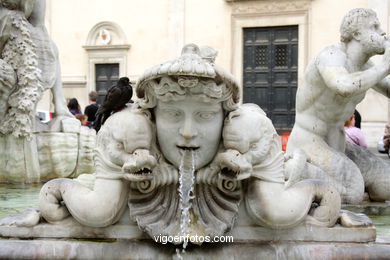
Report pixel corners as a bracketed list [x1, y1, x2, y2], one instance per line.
[94, 77, 133, 132]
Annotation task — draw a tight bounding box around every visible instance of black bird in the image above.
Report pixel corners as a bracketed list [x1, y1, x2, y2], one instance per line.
[94, 77, 133, 132]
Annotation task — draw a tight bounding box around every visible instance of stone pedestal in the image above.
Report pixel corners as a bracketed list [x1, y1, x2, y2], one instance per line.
[0, 216, 386, 259]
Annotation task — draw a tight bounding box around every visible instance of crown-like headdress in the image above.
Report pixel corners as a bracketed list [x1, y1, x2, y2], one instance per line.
[136, 44, 240, 111]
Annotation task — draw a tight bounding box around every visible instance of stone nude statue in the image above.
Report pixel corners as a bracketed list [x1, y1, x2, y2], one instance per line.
[287, 8, 390, 204]
[0, 44, 369, 244]
[0, 0, 72, 137]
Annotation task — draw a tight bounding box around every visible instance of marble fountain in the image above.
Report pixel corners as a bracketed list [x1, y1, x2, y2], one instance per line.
[0, 3, 390, 259]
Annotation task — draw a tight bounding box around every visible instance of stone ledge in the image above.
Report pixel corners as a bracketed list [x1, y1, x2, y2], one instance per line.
[0, 219, 381, 259]
[0, 221, 376, 243]
[0, 239, 389, 260]
[377, 235, 390, 243]
[228, 225, 376, 243]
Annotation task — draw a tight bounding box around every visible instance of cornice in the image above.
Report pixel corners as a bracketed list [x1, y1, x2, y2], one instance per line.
[230, 0, 312, 15]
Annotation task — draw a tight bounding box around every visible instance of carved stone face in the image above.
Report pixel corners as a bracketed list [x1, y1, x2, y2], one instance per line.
[358, 16, 387, 55]
[155, 96, 224, 170]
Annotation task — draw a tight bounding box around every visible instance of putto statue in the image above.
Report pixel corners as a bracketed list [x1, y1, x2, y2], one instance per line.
[6, 44, 369, 245]
[0, 0, 94, 181]
[287, 8, 390, 204]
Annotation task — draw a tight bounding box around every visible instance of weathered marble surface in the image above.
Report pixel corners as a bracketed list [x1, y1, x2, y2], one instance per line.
[0, 198, 385, 259]
[287, 8, 390, 204]
[0, 43, 375, 260]
[11, 43, 368, 247]
[0, 0, 95, 182]
[0, 224, 377, 243]
[0, 0, 73, 138]
[345, 142, 390, 201]
[0, 125, 95, 182]
[0, 204, 377, 242]
[1, 239, 390, 260]
[0, 206, 379, 259]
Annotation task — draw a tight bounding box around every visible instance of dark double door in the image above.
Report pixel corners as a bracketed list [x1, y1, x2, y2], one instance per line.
[243, 26, 298, 132]
[95, 63, 119, 105]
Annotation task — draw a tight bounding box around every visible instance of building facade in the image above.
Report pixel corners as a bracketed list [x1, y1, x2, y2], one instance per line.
[39, 0, 390, 146]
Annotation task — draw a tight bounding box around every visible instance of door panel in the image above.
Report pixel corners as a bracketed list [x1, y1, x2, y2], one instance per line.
[95, 64, 119, 104]
[243, 26, 298, 132]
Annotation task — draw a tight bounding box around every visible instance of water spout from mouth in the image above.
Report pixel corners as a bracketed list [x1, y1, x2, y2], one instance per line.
[177, 149, 196, 254]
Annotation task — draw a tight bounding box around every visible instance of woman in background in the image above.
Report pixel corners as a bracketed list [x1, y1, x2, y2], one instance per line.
[67, 98, 82, 115]
[344, 114, 367, 148]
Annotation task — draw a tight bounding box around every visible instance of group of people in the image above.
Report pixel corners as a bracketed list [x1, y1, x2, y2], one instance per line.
[67, 91, 99, 128]
[66, 77, 133, 132]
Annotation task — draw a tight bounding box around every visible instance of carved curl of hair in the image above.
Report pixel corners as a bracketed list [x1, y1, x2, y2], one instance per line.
[137, 76, 238, 112]
[340, 8, 376, 43]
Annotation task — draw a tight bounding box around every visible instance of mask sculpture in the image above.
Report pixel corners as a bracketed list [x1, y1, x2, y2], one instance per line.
[0, 44, 372, 251]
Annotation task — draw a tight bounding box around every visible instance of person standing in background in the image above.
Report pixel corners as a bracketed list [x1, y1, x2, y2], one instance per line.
[84, 91, 99, 127]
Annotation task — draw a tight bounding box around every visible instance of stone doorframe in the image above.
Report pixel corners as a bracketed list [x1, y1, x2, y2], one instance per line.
[83, 21, 130, 95]
[230, 0, 312, 97]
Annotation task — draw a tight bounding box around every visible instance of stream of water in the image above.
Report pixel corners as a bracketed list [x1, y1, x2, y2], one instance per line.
[176, 150, 196, 258]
